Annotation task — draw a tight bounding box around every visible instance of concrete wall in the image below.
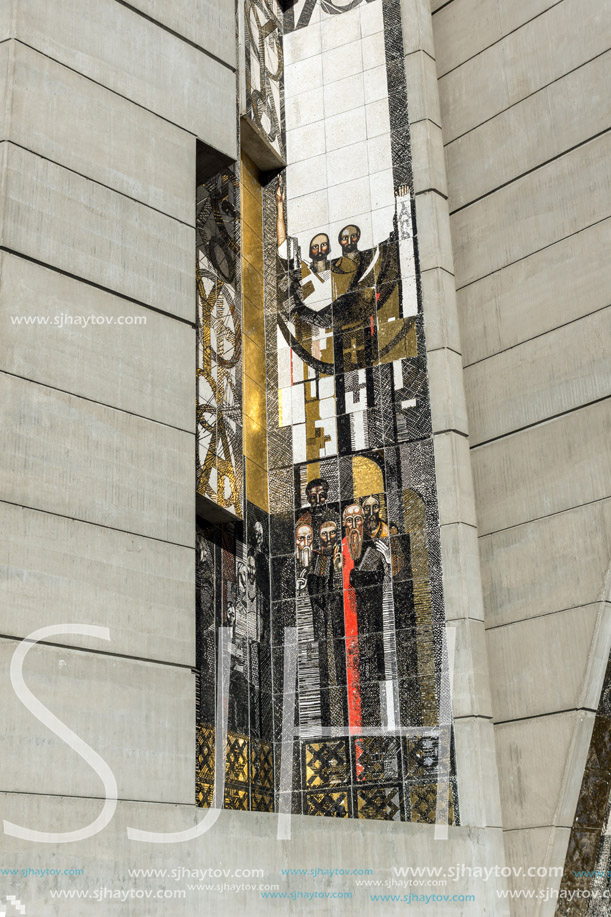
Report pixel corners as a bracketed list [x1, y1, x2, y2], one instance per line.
[431, 0, 611, 912]
[0, 0, 236, 875]
[400, 0, 504, 839]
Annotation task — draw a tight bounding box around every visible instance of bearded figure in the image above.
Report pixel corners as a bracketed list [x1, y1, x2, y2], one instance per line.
[309, 519, 342, 592]
[362, 494, 389, 540]
[341, 503, 387, 718]
[305, 518, 346, 727]
[296, 522, 313, 569]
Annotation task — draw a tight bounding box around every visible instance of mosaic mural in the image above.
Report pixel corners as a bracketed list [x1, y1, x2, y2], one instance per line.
[196, 0, 458, 823]
[244, 0, 284, 157]
[196, 170, 243, 517]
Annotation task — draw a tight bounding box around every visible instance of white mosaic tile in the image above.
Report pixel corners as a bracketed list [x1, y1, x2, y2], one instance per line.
[292, 422, 307, 463]
[363, 64, 389, 103]
[322, 38, 363, 84]
[323, 71, 365, 118]
[284, 54, 323, 97]
[283, 23, 322, 67]
[285, 89, 327, 132]
[279, 387, 292, 427]
[361, 30, 386, 70]
[365, 96, 391, 138]
[324, 105, 367, 152]
[287, 188, 329, 233]
[367, 131, 393, 173]
[328, 175, 372, 222]
[291, 382, 306, 425]
[319, 375, 335, 399]
[369, 168, 395, 211]
[320, 8, 361, 53]
[287, 154, 328, 198]
[326, 138, 370, 186]
[371, 203, 395, 245]
[286, 119, 326, 162]
[359, 0, 384, 37]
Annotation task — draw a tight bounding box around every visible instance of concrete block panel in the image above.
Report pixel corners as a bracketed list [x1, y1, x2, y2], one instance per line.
[454, 717, 502, 827]
[399, 0, 435, 58]
[414, 190, 454, 274]
[0, 503, 195, 666]
[403, 50, 441, 125]
[0, 639, 194, 803]
[122, 0, 236, 68]
[503, 826, 570, 916]
[449, 617, 492, 718]
[446, 51, 611, 211]
[494, 711, 594, 830]
[465, 307, 611, 446]
[0, 3, 12, 41]
[11, 0, 237, 156]
[0, 40, 9, 137]
[439, 522, 485, 622]
[0, 372, 194, 546]
[433, 0, 563, 77]
[452, 133, 611, 288]
[5, 42, 195, 224]
[487, 605, 603, 723]
[428, 347, 469, 435]
[439, 0, 611, 142]
[0, 253, 195, 431]
[480, 499, 611, 628]
[458, 218, 611, 366]
[434, 431, 477, 527]
[410, 118, 448, 196]
[471, 399, 611, 536]
[421, 266, 462, 355]
[1, 144, 195, 321]
[0, 796, 510, 915]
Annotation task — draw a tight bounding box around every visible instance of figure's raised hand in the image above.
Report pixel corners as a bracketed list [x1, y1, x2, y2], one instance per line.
[276, 174, 285, 203]
[374, 538, 391, 566]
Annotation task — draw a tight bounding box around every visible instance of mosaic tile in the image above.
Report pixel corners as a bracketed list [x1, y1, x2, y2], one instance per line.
[356, 785, 403, 820]
[353, 736, 401, 783]
[305, 790, 351, 818]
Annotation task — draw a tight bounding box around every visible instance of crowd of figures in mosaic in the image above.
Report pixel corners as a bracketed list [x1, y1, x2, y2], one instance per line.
[195, 0, 458, 823]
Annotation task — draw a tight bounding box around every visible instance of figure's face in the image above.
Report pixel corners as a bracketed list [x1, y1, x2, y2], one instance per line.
[339, 225, 360, 254]
[319, 521, 338, 554]
[307, 484, 327, 509]
[362, 495, 381, 534]
[247, 555, 256, 583]
[254, 521, 263, 549]
[343, 504, 364, 561]
[238, 564, 247, 599]
[296, 524, 314, 567]
[310, 233, 330, 261]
